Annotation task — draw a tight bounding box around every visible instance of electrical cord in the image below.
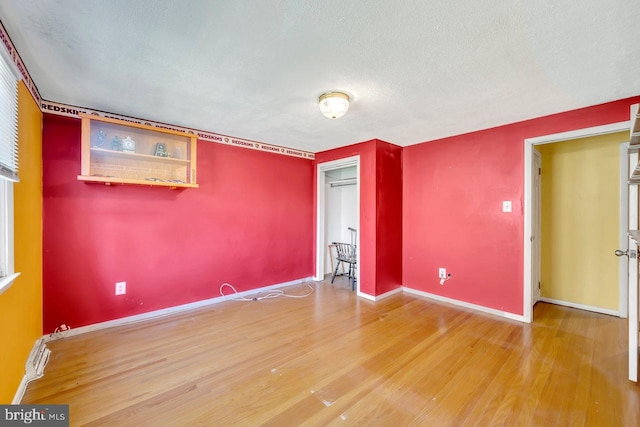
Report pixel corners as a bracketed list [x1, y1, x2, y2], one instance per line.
[50, 323, 71, 338]
[219, 282, 314, 301]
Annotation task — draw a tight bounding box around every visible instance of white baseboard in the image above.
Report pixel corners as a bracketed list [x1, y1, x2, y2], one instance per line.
[357, 291, 376, 301]
[539, 297, 620, 317]
[359, 287, 402, 301]
[12, 375, 28, 404]
[45, 277, 314, 342]
[403, 286, 526, 322]
[13, 337, 50, 404]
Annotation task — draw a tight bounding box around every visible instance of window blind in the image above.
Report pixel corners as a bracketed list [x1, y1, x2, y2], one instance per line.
[0, 50, 18, 182]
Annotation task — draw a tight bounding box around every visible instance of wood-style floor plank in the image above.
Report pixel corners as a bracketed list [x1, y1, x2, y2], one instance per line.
[23, 279, 640, 426]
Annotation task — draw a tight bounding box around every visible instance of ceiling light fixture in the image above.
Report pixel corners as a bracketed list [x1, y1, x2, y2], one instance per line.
[319, 91, 350, 119]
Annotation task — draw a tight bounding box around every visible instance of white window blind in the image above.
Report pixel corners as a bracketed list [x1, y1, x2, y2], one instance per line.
[0, 46, 20, 293]
[0, 50, 18, 182]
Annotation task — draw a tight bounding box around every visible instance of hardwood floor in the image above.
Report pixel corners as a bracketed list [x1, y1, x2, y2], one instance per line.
[23, 278, 640, 426]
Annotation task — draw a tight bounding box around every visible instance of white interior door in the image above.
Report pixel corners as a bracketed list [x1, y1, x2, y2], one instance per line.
[619, 143, 630, 319]
[628, 148, 639, 382]
[627, 103, 640, 382]
[532, 149, 542, 305]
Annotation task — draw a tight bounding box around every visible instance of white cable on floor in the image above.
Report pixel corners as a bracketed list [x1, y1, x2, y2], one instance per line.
[219, 282, 314, 301]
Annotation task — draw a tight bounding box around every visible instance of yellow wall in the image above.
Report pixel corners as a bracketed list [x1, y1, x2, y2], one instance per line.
[0, 82, 43, 403]
[538, 132, 628, 311]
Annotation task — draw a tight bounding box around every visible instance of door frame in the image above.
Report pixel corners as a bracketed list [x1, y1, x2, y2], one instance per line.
[315, 155, 361, 291]
[619, 142, 630, 318]
[532, 149, 541, 305]
[523, 121, 630, 323]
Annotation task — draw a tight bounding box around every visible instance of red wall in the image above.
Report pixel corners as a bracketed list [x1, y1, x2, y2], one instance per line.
[375, 140, 403, 294]
[403, 96, 640, 315]
[315, 139, 403, 296]
[42, 114, 314, 332]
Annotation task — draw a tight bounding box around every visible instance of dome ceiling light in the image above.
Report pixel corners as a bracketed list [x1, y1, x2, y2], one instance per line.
[319, 91, 350, 119]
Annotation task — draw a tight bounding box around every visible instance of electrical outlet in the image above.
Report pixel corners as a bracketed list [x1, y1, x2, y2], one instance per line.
[438, 268, 447, 279]
[115, 281, 126, 295]
[502, 201, 512, 213]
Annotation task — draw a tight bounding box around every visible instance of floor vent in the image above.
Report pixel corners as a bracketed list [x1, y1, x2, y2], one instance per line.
[25, 338, 51, 380]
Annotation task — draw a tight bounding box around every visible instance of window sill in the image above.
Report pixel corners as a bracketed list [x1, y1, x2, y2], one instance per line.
[0, 272, 20, 296]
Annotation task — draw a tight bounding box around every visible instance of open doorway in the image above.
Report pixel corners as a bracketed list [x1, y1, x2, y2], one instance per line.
[536, 133, 628, 316]
[324, 166, 358, 278]
[524, 122, 630, 323]
[315, 156, 360, 292]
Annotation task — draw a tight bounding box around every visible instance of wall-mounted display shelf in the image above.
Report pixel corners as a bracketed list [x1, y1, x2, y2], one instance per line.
[77, 113, 198, 189]
[631, 104, 640, 146]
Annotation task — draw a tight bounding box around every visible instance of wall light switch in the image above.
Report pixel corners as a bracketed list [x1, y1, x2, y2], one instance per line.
[115, 281, 126, 295]
[502, 201, 512, 213]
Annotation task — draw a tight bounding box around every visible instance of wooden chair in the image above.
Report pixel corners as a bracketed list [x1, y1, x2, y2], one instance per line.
[330, 242, 357, 290]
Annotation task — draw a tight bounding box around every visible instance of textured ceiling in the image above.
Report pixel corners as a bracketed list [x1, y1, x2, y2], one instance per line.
[1, 0, 639, 153]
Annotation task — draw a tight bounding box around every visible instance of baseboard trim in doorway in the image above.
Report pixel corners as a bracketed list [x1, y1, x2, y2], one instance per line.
[44, 277, 315, 343]
[357, 292, 376, 301]
[359, 287, 402, 301]
[539, 297, 620, 317]
[403, 286, 526, 322]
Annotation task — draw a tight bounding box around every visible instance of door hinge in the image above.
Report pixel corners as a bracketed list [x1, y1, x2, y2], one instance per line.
[538, 281, 541, 290]
[538, 167, 541, 175]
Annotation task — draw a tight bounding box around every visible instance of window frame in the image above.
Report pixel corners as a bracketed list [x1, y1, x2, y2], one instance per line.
[0, 43, 21, 295]
[0, 178, 19, 295]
